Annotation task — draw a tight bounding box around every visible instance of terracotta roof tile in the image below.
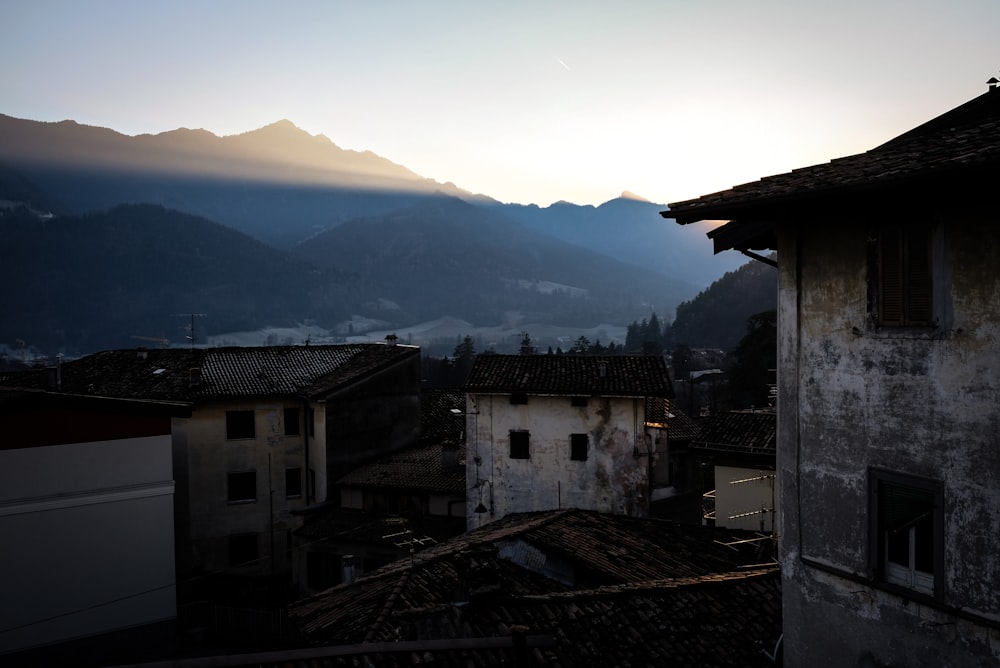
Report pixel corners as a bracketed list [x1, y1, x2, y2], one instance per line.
[464, 355, 673, 397]
[692, 411, 776, 455]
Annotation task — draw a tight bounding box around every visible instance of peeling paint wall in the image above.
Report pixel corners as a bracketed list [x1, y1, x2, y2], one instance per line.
[466, 393, 650, 530]
[778, 215, 1000, 666]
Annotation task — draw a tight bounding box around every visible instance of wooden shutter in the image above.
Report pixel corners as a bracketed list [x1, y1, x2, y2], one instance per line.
[879, 228, 904, 325]
[879, 226, 933, 326]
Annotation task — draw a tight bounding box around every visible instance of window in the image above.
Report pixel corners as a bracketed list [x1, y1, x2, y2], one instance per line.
[510, 392, 528, 405]
[869, 470, 943, 598]
[226, 410, 255, 440]
[228, 533, 258, 568]
[571, 396, 588, 407]
[284, 407, 300, 436]
[286, 467, 303, 498]
[509, 430, 530, 459]
[876, 225, 933, 327]
[570, 433, 589, 461]
[227, 471, 257, 502]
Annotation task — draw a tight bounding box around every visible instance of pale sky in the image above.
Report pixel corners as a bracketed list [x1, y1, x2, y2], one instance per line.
[2, 1, 999, 207]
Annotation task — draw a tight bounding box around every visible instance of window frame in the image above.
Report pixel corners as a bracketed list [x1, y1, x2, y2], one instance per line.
[871, 223, 935, 328]
[868, 469, 944, 600]
[225, 409, 256, 440]
[227, 470, 257, 503]
[570, 433, 589, 461]
[509, 429, 530, 459]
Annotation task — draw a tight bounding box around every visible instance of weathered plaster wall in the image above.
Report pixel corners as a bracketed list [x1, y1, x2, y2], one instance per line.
[186, 399, 323, 576]
[466, 393, 648, 530]
[779, 216, 1000, 666]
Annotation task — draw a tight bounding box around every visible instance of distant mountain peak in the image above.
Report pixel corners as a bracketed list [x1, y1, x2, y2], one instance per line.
[620, 190, 650, 202]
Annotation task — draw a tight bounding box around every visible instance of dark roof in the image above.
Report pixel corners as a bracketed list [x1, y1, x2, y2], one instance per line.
[692, 411, 776, 456]
[418, 387, 466, 445]
[663, 89, 1000, 251]
[286, 509, 779, 667]
[2, 344, 418, 402]
[464, 355, 673, 397]
[335, 441, 466, 495]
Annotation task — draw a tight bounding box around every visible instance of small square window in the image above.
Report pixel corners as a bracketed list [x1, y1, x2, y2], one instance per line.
[228, 471, 257, 502]
[510, 392, 528, 405]
[570, 433, 588, 461]
[228, 533, 258, 568]
[869, 470, 943, 598]
[226, 410, 256, 440]
[286, 467, 303, 498]
[571, 396, 588, 407]
[284, 407, 300, 436]
[509, 430, 530, 459]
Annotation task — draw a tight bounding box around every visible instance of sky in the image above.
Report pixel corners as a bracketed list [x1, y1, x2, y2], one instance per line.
[2, 1, 999, 207]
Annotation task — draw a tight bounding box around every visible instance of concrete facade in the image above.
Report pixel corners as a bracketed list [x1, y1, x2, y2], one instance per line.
[775, 215, 1000, 666]
[667, 89, 1000, 666]
[465, 392, 657, 530]
[0, 397, 181, 656]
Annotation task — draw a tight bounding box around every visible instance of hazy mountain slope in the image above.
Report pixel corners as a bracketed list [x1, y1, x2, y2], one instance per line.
[665, 256, 778, 350]
[295, 195, 701, 329]
[0, 114, 476, 248]
[0, 204, 355, 354]
[493, 195, 749, 287]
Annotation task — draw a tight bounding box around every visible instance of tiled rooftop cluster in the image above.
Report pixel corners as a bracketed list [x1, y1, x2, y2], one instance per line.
[3, 344, 417, 401]
[288, 509, 779, 666]
[336, 441, 466, 495]
[692, 411, 776, 455]
[464, 354, 673, 397]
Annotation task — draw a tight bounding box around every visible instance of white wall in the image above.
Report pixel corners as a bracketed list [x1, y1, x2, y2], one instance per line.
[467, 393, 649, 529]
[0, 436, 176, 655]
[712, 464, 775, 532]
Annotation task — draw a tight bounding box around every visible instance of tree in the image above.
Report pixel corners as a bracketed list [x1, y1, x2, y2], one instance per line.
[726, 310, 777, 409]
[519, 331, 537, 355]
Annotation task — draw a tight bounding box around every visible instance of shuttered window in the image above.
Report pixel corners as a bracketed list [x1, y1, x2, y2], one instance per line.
[879, 226, 933, 326]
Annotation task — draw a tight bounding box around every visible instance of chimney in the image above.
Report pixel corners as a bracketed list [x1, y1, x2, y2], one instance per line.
[137, 347, 148, 361]
[598, 361, 608, 378]
[189, 367, 203, 388]
[342, 554, 355, 585]
[989, 76, 999, 91]
[385, 333, 398, 346]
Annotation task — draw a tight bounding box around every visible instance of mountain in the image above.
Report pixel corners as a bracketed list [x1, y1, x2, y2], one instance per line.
[492, 195, 748, 287]
[0, 204, 356, 354]
[0, 114, 477, 248]
[0, 113, 762, 356]
[294, 195, 699, 329]
[665, 257, 778, 350]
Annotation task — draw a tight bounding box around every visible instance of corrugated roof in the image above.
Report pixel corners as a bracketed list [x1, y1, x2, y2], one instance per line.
[464, 355, 673, 397]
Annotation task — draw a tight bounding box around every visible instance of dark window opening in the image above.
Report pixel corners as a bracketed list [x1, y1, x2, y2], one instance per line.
[571, 396, 588, 407]
[570, 433, 589, 461]
[284, 407, 300, 436]
[228, 471, 257, 502]
[228, 533, 258, 568]
[226, 410, 256, 440]
[510, 430, 530, 459]
[306, 551, 341, 590]
[510, 392, 528, 405]
[286, 467, 303, 498]
[870, 470, 942, 598]
[878, 225, 933, 327]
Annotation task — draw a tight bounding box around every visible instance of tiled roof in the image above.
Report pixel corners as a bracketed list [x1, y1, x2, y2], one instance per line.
[286, 509, 779, 666]
[692, 410, 776, 456]
[335, 441, 466, 495]
[464, 355, 673, 397]
[2, 344, 417, 402]
[418, 387, 466, 445]
[664, 89, 1000, 225]
[646, 398, 700, 441]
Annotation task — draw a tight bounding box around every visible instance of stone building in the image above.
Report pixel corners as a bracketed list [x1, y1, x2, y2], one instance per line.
[666, 85, 1000, 665]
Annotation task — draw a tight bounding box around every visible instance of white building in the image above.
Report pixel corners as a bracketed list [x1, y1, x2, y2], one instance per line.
[462, 355, 673, 530]
[0, 391, 188, 660]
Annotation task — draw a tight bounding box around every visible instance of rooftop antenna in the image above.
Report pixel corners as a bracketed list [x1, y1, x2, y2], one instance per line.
[989, 76, 999, 91]
[171, 313, 207, 350]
